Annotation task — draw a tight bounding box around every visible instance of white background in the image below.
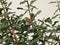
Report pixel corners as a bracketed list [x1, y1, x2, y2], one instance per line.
[7, 0, 57, 19]
[7, 0, 60, 23]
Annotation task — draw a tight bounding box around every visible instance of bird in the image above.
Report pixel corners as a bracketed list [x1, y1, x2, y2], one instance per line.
[24, 17, 33, 24]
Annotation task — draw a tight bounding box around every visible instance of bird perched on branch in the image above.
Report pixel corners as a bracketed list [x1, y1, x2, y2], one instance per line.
[24, 17, 33, 25]
[24, 13, 35, 24]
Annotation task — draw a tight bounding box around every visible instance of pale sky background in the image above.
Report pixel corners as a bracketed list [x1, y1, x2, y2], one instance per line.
[7, 0, 60, 24]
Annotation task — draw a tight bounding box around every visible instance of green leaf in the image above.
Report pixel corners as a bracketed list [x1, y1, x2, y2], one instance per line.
[49, 1, 60, 3]
[31, 8, 33, 12]
[8, 2, 12, 7]
[49, 1, 56, 3]
[45, 17, 52, 24]
[57, 25, 60, 30]
[0, 8, 3, 14]
[45, 24, 51, 27]
[54, 9, 58, 15]
[47, 29, 57, 33]
[30, 13, 35, 19]
[31, 5, 38, 9]
[52, 14, 60, 19]
[30, 35, 41, 45]
[2, 12, 9, 18]
[52, 21, 59, 26]
[20, 1, 27, 4]
[34, 10, 41, 17]
[12, 24, 20, 30]
[23, 10, 28, 15]
[17, 7, 23, 10]
[1, 18, 6, 23]
[30, 0, 36, 5]
[0, 0, 4, 2]
[38, 19, 43, 23]
[0, 21, 9, 30]
[0, 14, 3, 17]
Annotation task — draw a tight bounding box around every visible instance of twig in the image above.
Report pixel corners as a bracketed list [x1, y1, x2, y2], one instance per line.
[27, 0, 31, 18]
[10, 28, 18, 43]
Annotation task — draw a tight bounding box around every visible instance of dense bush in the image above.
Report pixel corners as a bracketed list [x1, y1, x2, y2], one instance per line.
[0, 0, 60, 45]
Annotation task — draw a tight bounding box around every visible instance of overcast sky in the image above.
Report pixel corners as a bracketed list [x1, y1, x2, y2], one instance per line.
[7, 0, 60, 24]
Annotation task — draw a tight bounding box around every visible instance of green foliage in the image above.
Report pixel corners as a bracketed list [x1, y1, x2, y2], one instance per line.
[45, 17, 52, 24]
[8, 2, 12, 7]
[0, 0, 60, 45]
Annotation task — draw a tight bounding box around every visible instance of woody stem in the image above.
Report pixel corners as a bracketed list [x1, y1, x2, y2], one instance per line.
[27, 0, 31, 18]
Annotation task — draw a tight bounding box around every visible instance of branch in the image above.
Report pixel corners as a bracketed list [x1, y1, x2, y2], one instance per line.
[10, 28, 18, 43]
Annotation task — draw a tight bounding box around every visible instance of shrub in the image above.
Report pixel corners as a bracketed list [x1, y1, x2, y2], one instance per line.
[0, 0, 60, 45]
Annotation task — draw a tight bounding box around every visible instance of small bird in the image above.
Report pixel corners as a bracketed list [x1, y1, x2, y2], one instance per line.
[24, 17, 33, 24]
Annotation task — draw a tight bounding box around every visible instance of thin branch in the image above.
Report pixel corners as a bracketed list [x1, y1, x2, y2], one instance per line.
[27, 0, 31, 18]
[57, 0, 60, 11]
[1, 1, 5, 13]
[10, 29, 18, 43]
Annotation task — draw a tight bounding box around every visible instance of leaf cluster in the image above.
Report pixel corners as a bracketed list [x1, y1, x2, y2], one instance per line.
[0, 0, 60, 45]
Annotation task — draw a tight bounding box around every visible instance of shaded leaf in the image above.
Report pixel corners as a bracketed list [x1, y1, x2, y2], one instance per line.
[50, 1, 60, 3]
[57, 25, 60, 30]
[38, 19, 43, 23]
[0, 8, 3, 14]
[31, 5, 38, 9]
[17, 7, 24, 10]
[30, 0, 36, 5]
[45, 24, 51, 27]
[35, 10, 41, 17]
[45, 17, 52, 24]
[30, 13, 35, 20]
[0, 14, 3, 17]
[23, 10, 28, 15]
[8, 2, 12, 7]
[52, 21, 59, 26]
[52, 14, 60, 19]
[3, 12, 9, 18]
[12, 24, 20, 30]
[30, 35, 41, 45]
[54, 8, 58, 15]
[0, 22, 9, 30]
[31, 8, 33, 12]
[49, 1, 56, 3]
[0, 0, 4, 2]
[20, 1, 27, 4]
